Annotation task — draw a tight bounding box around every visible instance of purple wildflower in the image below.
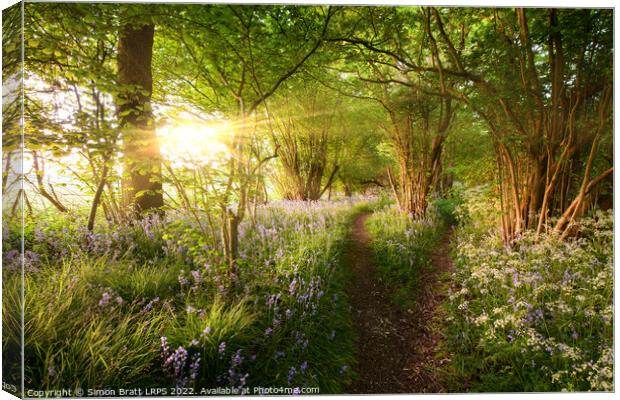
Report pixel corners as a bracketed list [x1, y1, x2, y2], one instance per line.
[34, 227, 45, 242]
[232, 350, 243, 367]
[189, 354, 201, 381]
[98, 292, 112, 307]
[142, 297, 160, 313]
[162, 345, 188, 386]
[288, 367, 296, 385]
[178, 274, 190, 286]
[190, 270, 202, 284]
[161, 336, 170, 354]
[239, 373, 248, 387]
[512, 272, 519, 287]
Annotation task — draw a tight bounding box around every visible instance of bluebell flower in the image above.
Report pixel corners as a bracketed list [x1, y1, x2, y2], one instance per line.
[98, 292, 112, 307]
[512, 272, 519, 287]
[189, 354, 201, 380]
[190, 270, 202, 284]
[178, 275, 190, 286]
[232, 350, 243, 367]
[161, 336, 169, 354]
[289, 279, 297, 295]
[287, 367, 296, 385]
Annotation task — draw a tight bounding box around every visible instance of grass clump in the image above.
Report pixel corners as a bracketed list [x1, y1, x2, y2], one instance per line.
[15, 257, 170, 390]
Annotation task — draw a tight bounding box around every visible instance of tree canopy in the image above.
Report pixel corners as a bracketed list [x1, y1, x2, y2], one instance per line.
[3, 3, 612, 248]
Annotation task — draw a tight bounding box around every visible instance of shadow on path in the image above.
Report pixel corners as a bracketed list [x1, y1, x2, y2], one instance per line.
[346, 212, 453, 394]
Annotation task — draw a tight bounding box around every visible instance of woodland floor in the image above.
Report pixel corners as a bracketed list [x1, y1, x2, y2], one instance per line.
[345, 213, 454, 394]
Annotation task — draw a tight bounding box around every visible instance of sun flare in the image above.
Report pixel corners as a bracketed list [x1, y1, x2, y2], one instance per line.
[158, 120, 230, 165]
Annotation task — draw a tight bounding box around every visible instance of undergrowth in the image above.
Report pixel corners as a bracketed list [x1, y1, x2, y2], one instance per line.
[2, 198, 379, 394]
[363, 201, 450, 309]
[444, 189, 613, 391]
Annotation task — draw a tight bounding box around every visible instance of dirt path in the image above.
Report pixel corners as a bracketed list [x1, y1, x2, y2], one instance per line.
[345, 212, 454, 394]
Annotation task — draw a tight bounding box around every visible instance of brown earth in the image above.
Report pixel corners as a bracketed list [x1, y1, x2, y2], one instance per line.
[345, 212, 454, 394]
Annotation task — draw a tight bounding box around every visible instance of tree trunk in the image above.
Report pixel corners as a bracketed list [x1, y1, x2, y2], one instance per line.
[117, 22, 163, 217]
[343, 183, 352, 197]
[318, 165, 339, 199]
[87, 162, 109, 231]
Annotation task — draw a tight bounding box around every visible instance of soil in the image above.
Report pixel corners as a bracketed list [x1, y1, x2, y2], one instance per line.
[345, 212, 454, 394]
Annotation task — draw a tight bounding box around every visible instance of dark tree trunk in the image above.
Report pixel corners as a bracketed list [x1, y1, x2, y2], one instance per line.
[343, 183, 352, 197]
[117, 23, 163, 217]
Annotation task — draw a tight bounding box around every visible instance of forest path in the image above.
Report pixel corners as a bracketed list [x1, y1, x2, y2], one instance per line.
[345, 212, 454, 394]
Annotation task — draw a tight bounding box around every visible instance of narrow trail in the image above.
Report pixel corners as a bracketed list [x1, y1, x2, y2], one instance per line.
[345, 212, 454, 394]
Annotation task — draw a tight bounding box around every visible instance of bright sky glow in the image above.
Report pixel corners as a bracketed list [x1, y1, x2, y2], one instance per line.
[158, 119, 231, 166]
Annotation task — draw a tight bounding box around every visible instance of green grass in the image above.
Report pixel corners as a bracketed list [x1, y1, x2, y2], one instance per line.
[16, 257, 170, 390]
[4, 198, 374, 393]
[364, 205, 446, 308]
